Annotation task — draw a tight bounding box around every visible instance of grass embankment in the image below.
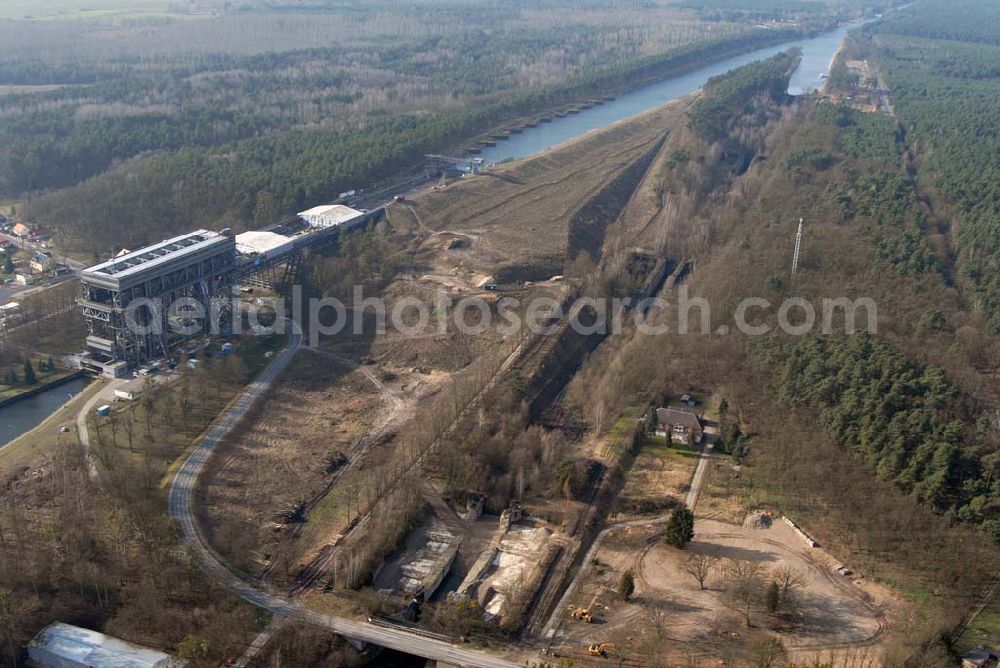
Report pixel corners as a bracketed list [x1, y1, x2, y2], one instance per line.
[596, 405, 642, 461]
[957, 592, 1000, 655]
[0, 364, 79, 402]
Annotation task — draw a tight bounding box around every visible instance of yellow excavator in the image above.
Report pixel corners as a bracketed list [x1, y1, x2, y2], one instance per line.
[588, 643, 615, 656]
[570, 607, 593, 623]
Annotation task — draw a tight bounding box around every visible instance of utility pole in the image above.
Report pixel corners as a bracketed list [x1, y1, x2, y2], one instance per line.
[791, 218, 803, 277]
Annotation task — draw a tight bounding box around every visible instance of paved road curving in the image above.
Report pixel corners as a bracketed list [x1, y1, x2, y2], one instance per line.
[166, 321, 519, 668]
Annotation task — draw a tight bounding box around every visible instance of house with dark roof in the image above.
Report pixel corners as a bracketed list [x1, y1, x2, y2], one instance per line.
[655, 407, 703, 444]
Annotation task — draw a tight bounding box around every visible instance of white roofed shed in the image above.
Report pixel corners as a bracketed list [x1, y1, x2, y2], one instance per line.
[297, 204, 365, 229]
[234, 230, 297, 260]
[27, 622, 185, 668]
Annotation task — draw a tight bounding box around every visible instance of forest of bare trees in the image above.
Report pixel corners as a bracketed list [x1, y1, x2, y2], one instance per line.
[0, 342, 267, 664]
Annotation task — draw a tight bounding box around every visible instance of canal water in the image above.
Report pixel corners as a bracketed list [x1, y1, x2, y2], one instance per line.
[478, 21, 865, 165]
[0, 376, 91, 449]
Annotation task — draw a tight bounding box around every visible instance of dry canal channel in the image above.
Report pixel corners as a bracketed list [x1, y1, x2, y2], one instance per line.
[477, 20, 866, 165]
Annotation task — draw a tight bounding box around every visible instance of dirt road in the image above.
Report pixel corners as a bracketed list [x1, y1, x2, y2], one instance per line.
[685, 427, 717, 509]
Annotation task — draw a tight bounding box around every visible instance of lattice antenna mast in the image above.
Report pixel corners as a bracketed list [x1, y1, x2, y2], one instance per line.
[791, 218, 803, 277]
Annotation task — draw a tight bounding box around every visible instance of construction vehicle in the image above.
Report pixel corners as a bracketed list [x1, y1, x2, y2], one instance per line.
[588, 643, 615, 656]
[570, 607, 593, 623]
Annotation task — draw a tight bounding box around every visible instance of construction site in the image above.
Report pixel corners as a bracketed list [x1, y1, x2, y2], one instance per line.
[54, 38, 924, 666]
[548, 516, 891, 663]
[4, 3, 999, 666]
[71, 148, 500, 381]
[173, 89, 917, 667]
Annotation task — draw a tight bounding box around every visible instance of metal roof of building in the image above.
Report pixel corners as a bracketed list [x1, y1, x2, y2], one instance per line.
[83, 230, 229, 280]
[28, 622, 183, 668]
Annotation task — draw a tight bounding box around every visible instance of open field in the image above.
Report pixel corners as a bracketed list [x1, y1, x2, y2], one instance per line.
[197, 353, 383, 578]
[196, 326, 463, 580]
[0, 0, 169, 20]
[614, 432, 699, 522]
[696, 457, 756, 524]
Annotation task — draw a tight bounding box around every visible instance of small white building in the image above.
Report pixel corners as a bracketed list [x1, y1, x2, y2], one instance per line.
[0, 301, 21, 319]
[297, 204, 365, 229]
[27, 622, 185, 667]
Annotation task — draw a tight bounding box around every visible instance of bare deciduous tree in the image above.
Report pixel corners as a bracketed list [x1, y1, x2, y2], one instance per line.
[724, 558, 766, 626]
[683, 553, 716, 590]
[773, 565, 804, 611]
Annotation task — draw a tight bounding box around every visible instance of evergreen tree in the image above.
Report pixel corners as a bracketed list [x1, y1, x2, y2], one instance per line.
[618, 569, 635, 601]
[23, 359, 36, 385]
[664, 507, 695, 548]
[765, 581, 780, 613]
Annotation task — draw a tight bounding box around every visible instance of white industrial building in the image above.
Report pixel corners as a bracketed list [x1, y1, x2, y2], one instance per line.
[26, 622, 185, 667]
[297, 204, 365, 229]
